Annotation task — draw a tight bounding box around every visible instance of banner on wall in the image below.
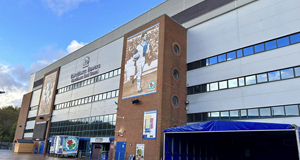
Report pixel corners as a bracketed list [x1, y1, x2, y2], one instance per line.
[136, 144, 145, 160]
[142, 110, 157, 139]
[38, 71, 58, 116]
[122, 23, 160, 99]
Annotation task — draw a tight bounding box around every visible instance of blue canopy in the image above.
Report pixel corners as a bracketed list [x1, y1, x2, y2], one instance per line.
[163, 120, 295, 133]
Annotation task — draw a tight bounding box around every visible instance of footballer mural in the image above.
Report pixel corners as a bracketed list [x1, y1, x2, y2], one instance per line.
[38, 71, 58, 115]
[122, 23, 159, 99]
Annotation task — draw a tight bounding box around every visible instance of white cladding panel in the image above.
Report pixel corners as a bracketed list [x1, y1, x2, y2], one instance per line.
[25, 120, 35, 130]
[187, 0, 300, 63]
[187, 78, 300, 113]
[30, 89, 41, 107]
[24, 133, 33, 138]
[27, 110, 37, 118]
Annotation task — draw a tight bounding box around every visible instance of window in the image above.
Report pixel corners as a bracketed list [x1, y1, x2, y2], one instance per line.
[97, 75, 101, 81]
[210, 112, 219, 120]
[210, 82, 218, 91]
[230, 110, 239, 119]
[173, 44, 180, 54]
[99, 94, 102, 100]
[116, 90, 119, 96]
[281, 68, 294, 79]
[268, 71, 280, 81]
[277, 36, 290, 47]
[294, 67, 300, 77]
[259, 108, 271, 118]
[107, 92, 111, 99]
[272, 106, 284, 117]
[81, 98, 84, 104]
[105, 73, 109, 79]
[103, 93, 107, 99]
[219, 81, 227, 89]
[227, 51, 236, 60]
[111, 91, 116, 98]
[243, 46, 254, 56]
[285, 105, 299, 116]
[218, 54, 226, 62]
[241, 110, 247, 119]
[257, 73, 268, 83]
[173, 69, 179, 79]
[220, 111, 229, 119]
[209, 56, 217, 65]
[94, 95, 99, 101]
[172, 96, 179, 106]
[91, 78, 94, 84]
[102, 74, 105, 80]
[245, 75, 256, 85]
[237, 49, 243, 58]
[85, 98, 88, 103]
[78, 99, 81, 105]
[265, 40, 277, 50]
[254, 43, 264, 53]
[109, 71, 113, 78]
[290, 33, 300, 44]
[118, 69, 121, 75]
[87, 79, 91, 85]
[74, 100, 78, 106]
[114, 70, 118, 76]
[88, 97, 92, 103]
[84, 80, 87, 86]
[238, 78, 245, 86]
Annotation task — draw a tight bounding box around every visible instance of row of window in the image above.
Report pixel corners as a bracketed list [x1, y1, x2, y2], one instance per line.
[187, 104, 300, 123]
[29, 106, 38, 111]
[27, 117, 36, 121]
[187, 65, 300, 95]
[187, 32, 300, 71]
[49, 114, 116, 137]
[24, 129, 34, 133]
[58, 68, 121, 94]
[55, 89, 119, 110]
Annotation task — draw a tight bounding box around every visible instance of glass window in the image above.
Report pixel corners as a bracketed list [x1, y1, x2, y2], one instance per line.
[172, 96, 179, 106]
[116, 90, 119, 96]
[219, 81, 227, 89]
[228, 79, 238, 88]
[210, 82, 218, 91]
[88, 97, 92, 103]
[238, 78, 245, 86]
[69, 85, 73, 90]
[210, 112, 219, 120]
[173, 69, 179, 79]
[97, 75, 101, 81]
[99, 94, 102, 100]
[268, 71, 280, 81]
[194, 113, 202, 122]
[294, 67, 300, 77]
[105, 73, 109, 79]
[241, 110, 247, 119]
[281, 68, 294, 79]
[78, 99, 81, 105]
[237, 49, 243, 58]
[230, 110, 239, 119]
[109, 71, 113, 77]
[243, 46, 254, 56]
[209, 56, 217, 65]
[114, 70, 118, 76]
[227, 51, 236, 60]
[74, 100, 78, 106]
[81, 81, 84, 87]
[254, 43, 265, 53]
[187, 114, 194, 122]
[290, 33, 300, 44]
[87, 79, 91, 85]
[265, 40, 277, 50]
[218, 54, 226, 62]
[85, 98, 88, 103]
[103, 93, 107, 99]
[245, 75, 256, 85]
[66, 86, 69, 91]
[193, 85, 200, 94]
[84, 80, 87, 86]
[173, 44, 180, 54]
[91, 78, 94, 84]
[107, 92, 111, 99]
[81, 98, 84, 104]
[257, 73, 268, 83]
[259, 108, 271, 117]
[111, 91, 116, 98]
[74, 83, 78, 89]
[101, 74, 105, 80]
[118, 69, 121, 75]
[285, 105, 299, 116]
[94, 95, 99, 101]
[277, 36, 290, 47]
[272, 106, 284, 117]
[220, 111, 229, 120]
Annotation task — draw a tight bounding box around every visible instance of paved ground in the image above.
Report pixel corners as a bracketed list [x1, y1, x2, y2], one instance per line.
[0, 150, 80, 160]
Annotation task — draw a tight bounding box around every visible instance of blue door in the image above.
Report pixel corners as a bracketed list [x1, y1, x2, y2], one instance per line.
[39, 141, 45, 154]
[115, 142, 126, 160]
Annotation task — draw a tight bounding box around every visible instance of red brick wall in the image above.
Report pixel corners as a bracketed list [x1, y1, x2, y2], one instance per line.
[115, 15, 187, 159]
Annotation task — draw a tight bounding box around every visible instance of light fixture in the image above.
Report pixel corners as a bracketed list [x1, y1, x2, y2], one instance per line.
[131, 99, 140, 104]
[185, 107, 189, 111]
[115, 101, 118, 105]
[185, 100, 189, 105]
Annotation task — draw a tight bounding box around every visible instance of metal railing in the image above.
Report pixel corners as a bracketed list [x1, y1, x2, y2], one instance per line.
[0, 142, 13, 150]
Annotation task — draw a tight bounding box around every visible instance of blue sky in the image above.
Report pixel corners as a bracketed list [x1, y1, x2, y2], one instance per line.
[0, 0, 165, 107]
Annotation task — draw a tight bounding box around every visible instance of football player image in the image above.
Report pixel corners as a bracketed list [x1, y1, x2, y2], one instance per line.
[132, 32, 151, 93]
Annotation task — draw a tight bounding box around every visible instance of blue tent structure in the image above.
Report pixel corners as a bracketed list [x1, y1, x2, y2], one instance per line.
[163, 121, 300, 160]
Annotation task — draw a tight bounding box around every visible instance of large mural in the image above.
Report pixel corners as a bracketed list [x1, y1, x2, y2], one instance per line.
[38, 71, 57, 115]
[122, 23, 160, 99]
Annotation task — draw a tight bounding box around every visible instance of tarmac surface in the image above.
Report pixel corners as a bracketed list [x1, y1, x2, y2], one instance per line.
[0, 150, 80, 160]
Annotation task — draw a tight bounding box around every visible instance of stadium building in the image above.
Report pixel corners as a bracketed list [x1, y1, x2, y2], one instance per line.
[14, 0, 300, 159]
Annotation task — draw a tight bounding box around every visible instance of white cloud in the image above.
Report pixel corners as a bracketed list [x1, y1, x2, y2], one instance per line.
[43, 0, 95, 16]
[67, 40, 86, 53]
